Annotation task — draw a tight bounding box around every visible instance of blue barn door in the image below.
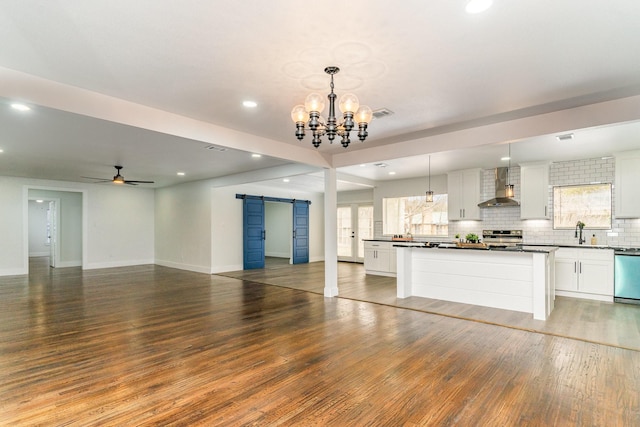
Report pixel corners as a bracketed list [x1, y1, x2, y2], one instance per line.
[243, 198, 265, 269]
[292, 200, 309, 264]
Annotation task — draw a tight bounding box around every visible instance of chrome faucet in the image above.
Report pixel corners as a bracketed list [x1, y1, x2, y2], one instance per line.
[575, 221, 585, 245]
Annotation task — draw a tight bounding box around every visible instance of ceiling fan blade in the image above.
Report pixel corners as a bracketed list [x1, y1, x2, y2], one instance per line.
[124, 180, 155, 184]
[81, 176, 112, 182]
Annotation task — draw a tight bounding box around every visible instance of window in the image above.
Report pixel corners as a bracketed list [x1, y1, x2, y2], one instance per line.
[553, 183, 612, 229]
[383, 194, 448, 236]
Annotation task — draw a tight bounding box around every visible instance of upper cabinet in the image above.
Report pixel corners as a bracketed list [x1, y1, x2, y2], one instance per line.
[448, 168, 482, 221]
[615, 150, 640, 218]
[520, 162, 550, 219]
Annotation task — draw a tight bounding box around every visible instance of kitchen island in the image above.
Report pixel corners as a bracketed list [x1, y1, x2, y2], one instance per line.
[396, 246, 557, 320]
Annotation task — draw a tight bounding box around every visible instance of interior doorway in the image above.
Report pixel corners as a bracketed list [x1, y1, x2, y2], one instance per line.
[26, 188, 84, 272]
[337, 204, 373, 263]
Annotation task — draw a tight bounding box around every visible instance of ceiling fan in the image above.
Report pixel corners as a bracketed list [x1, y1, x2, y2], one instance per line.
[83, 165, 154, 185]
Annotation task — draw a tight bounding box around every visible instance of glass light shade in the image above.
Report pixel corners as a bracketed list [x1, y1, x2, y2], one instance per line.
[339, 93, 359, 114]
[304, 93, 325, 113]
[355, 105, 373, 124]
[505, 184, 515, 198]
[426, 190, 434, 203]
[290, 105, 309, 123]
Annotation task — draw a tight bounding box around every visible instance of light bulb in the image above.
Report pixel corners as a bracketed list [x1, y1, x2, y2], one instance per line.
[355, 105, 373, 124]
[304, 93, 325, 113]
[505, 184, 515, 198]
[290, 105, 309, 123]
[339, 93, 359, 114]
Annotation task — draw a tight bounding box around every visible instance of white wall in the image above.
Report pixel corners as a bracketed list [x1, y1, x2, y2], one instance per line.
[155, 179, 325, 274]
[0, 176, 155, 276]
[28, 201, 49, 256]
[265, 202, 292, 258]
[337, 189, 374, 205]
[29, 189, 83, 267]
[155, 180, 212, 273]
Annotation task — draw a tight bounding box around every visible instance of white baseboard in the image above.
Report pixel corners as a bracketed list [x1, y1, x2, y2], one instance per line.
[555, 290, 613, 302]
[0, 267, 28, 277]
[83, 258, 155, 270]
[29, 252, 50, 257]
[56, 260, 82, 268]
[211, 264, 243, 274]
[265, 252, 290, 259]
[154, 259, 211, 274]
[310, 256, 324, 263]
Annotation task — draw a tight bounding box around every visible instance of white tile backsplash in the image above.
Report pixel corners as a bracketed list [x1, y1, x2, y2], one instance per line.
[449, 157, 640, 248]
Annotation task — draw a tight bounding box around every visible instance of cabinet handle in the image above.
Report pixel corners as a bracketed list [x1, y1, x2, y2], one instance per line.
[579, 262, 582, 274]
[544, 206, 547, 216]
[574, 261, 577, 273]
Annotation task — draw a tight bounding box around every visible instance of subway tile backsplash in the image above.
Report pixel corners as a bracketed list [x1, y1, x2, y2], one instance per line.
[448, 157, 640, 248]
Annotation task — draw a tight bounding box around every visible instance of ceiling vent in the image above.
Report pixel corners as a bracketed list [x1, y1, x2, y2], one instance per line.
[374, 162, 389, 168]
[204, 144, 228, 152]
[372, 108, 394, 119]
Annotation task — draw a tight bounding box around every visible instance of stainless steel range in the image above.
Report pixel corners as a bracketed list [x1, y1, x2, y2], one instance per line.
[482, 230, 523, 248]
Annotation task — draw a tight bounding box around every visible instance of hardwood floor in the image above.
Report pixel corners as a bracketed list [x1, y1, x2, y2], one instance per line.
[221, 259, 640, 352]
[0, 257, 638, 425]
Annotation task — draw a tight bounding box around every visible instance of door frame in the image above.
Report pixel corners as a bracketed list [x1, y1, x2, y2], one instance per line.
[337, 203, 373, 263]
[23, 186, 87, 274]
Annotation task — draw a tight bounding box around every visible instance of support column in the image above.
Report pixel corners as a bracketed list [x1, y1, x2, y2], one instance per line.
[324, 168, 338, 297]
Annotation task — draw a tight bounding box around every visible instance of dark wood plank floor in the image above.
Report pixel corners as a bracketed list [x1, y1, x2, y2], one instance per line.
[220, 258, 640, 352]
[0, 257, 638, 425]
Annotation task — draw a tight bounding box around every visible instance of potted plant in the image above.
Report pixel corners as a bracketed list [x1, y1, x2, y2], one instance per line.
[465, 233, 479, 243]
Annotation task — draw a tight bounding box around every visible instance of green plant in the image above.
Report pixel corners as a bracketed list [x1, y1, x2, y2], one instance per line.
[465, 233, 479, 243]
[455, 234, 460, 239]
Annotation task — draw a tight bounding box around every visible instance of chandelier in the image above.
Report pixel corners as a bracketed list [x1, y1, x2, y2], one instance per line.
[290, 66, 373, 148]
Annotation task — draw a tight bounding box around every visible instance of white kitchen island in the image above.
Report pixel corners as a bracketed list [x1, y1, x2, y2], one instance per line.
[396, 246, 557, 320]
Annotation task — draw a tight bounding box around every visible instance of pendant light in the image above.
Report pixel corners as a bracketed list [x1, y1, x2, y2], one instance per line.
[426, 155, 434, 203]
[505, 144, 515, 198]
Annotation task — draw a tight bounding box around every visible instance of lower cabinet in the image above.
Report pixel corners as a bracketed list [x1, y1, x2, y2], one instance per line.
[364, 241, 394, 276]
[554, 248, 613, 301]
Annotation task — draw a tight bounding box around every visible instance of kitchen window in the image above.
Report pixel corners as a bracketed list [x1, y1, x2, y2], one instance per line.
[553, 183, 612, 229]
[383, 194, 448, 236]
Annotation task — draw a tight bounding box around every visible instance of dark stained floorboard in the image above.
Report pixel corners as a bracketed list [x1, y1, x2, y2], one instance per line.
[0, 258, 637, 425]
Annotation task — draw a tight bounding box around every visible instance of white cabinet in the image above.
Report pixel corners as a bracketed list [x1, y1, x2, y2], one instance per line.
[615, 151, 640, 218]
[364, 241, 393, 276]
[520, 162, 550, 219]
[448, 168, 482, 220]
[554, 248, 613, 301]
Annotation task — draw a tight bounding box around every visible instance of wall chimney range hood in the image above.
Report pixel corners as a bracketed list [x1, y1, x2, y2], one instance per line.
[478, 167, 520, 208]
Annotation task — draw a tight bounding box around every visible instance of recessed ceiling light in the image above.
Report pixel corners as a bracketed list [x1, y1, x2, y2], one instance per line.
[359, 164, 366, 167]
[243, 100, 258, 108]
[283, 178, 290, 183]
[0, 149, 4, 153]
[501, 156, 511, 161]
[466, 0, 493, 14]
[252, 153, 262, 158]
[11, 103, 31, 112]
[36, 199, 43, 203]
[177, 172, 185, 176]
[389, 171, 396, 175]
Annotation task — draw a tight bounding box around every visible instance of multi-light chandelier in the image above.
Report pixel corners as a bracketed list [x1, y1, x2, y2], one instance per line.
[291, 66, 373, 148]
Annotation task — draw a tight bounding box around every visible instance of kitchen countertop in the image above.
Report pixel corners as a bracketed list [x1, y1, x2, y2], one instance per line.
[393, 244, 557, 254]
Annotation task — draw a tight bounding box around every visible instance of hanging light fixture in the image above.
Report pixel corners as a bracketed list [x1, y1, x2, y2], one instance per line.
[426, 155, 434, 203]
[291, 66, 373, 148]
[505, 144, 515, 198]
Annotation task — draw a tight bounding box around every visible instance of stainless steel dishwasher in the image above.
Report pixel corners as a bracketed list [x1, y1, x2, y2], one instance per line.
[614, 251, 640, 304]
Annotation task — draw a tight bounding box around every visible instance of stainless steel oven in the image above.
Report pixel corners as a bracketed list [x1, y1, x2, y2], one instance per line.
[482, 230, 523, 248]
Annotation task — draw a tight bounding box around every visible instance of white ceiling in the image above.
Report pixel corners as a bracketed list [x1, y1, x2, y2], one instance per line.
[1, 1, 640, 191]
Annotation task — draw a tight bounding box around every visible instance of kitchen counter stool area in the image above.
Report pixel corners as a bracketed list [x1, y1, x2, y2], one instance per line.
[396, 246, 556, 320]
